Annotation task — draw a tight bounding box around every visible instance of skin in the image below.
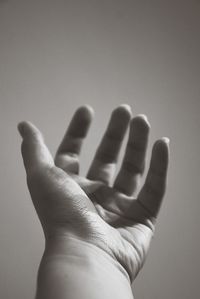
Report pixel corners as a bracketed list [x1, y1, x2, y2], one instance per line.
[18, 105, 169, 298]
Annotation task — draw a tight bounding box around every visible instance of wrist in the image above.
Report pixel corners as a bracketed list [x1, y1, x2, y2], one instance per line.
[44, 233, 131, 283]
[36, 234, 134, 299]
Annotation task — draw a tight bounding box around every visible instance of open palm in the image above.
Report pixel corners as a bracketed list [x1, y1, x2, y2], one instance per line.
[18, 105, 169, 282]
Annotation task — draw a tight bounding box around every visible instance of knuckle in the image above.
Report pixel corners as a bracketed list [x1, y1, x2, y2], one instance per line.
[122, 161, 144, 175]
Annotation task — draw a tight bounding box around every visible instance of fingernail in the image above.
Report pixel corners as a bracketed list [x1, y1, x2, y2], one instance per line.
[137, 114, 148, 122]
[79, 105, 94, 115]
[136, 114, 151, 128]
[119, 104, 132, 112]
[162, 137, 170, 144]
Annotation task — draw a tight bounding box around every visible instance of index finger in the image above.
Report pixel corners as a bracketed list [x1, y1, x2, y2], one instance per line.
[55, 105, 94, 173]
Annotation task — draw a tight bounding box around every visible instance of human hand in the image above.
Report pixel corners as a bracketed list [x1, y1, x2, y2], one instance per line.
[18, 105, 169, 283]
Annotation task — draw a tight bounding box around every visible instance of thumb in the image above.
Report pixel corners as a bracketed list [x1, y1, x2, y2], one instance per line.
[18, 121, 54, 176]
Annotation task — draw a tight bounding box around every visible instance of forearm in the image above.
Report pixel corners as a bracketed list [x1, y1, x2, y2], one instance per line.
[35, 236, 134, 299]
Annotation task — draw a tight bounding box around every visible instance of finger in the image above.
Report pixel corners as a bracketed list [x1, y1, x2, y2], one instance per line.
[137, 137, 170, 218]
[87, 104, 132, 184]
[55, 105, 94, 174]
[18, 121, 54, 176]
[114, 115, 150, 196]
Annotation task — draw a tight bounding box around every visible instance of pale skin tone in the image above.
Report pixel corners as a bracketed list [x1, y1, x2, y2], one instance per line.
[18, 105, 169, 299]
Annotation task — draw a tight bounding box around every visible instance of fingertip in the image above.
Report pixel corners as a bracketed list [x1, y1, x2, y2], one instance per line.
[161, 137, 170, 145]
[154, 137, 170, 152]
[76, 105, 95, 122]
[17, 121, 43, 141]
[17, 121, 33, 137]
[83, 104, 95, 116]
[131, 114, 151, 132]
[17, 122, 26, 138]
[18, 121, 54, 171]
[151, 138, 170, 171]
[136, 114, 148, 121]
[137, 114, 150, 126]
[119, 103, 132, 112]
[113, 104, 132, 120]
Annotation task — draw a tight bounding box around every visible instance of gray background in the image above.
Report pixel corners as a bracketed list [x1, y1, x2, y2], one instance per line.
[0, 0, 199, 298]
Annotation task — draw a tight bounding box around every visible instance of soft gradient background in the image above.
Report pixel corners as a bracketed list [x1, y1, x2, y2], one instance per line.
[0, 1, 199, 298]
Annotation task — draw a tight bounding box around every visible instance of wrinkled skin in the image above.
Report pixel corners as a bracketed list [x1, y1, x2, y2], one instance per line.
[18, 105, 169, 282]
